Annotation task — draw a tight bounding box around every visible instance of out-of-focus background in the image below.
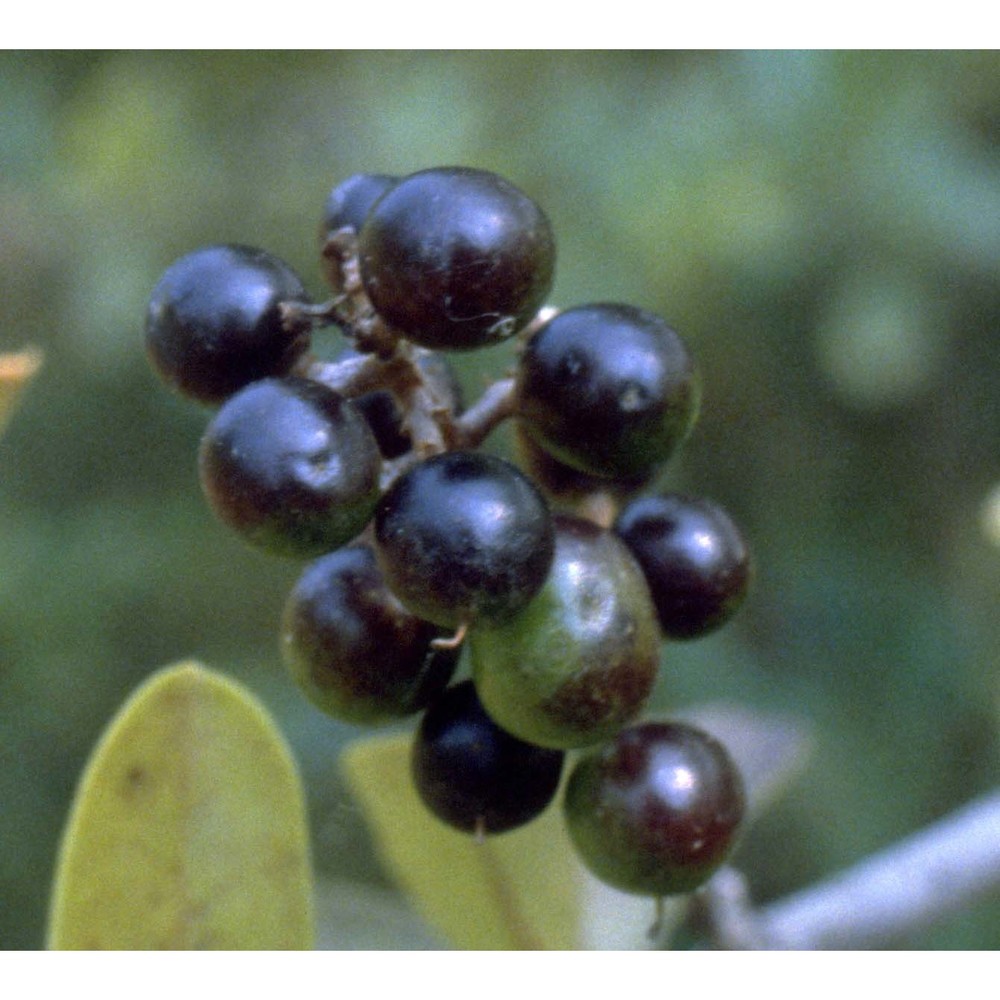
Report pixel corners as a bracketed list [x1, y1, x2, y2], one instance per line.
[2, 50, 999, 949]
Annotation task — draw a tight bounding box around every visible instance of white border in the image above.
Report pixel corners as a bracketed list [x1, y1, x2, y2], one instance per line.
[7, 3, 999, 49]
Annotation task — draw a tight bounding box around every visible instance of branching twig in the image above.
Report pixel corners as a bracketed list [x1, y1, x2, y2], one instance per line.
[690, 787, 1000, 949]
[451, 377, 517, 450]
[285, 235, 566, 489]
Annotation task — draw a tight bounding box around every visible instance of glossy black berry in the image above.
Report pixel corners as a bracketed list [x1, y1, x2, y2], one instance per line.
[358, 167, 556, 350]
[374, 450, 555, 629]
[198, 376, 381, 559]
[321, 172, 398, 239]
[470, 515, 661, 749]
[282, 544, 458, 724]
[563, 722, 746, 896]
[412, 680, 565, 835]
[513, 424, 651, 506]
[614, 494, 752, 639]
[146, 244, 311, 404]
[516, 303, 700, 479]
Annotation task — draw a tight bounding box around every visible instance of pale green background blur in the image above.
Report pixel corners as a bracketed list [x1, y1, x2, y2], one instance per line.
[2, 51, 999, 949]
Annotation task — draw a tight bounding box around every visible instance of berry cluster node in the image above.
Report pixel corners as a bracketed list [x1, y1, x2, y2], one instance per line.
[145, 166, 753, 900]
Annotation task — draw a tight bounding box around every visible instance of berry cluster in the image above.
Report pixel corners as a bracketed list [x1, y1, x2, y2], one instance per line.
[145, 166, 752, 901]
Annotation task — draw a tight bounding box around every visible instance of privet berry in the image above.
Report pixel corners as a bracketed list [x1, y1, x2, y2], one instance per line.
[470, 515, 661, 749]
[320, 173, 399, 290]
[358, 167, 556, 350]
[516, 303, 701, 479]
[321, 172, 398, 240]
[513, 424, 651, 506]
[614, 493, 752, 639]
[411, 680, 564, 835]
[373, 450, 555, 629]
[563, 721, 746, 896]
[146, 244, 311, 404]
[198, 376, 381, 559]
[282, 545, 458, 724]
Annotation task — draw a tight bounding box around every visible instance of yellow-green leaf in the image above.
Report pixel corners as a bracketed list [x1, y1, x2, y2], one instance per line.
[47, 661, 313, 950]
[0, 346, 43, 439]
[341, 732, 580, 950]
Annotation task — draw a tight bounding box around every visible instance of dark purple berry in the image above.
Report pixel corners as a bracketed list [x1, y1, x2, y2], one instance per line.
[412, 680, 564, 835]
[146, 244, 311, 404]
[564, 722, 746, 896]
[282, 544, 458, 724]
[513, 424, 651, 506]
[516, 303, 700, 478]
[321, 172, 399, 239]
[198, 376, 381, 559]
[614, 494, 752, 639]
[373, 450, 555, 629]
[359, 167, 555, 350]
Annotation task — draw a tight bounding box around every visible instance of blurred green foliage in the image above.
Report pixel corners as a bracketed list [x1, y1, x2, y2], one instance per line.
[1, 50, 999, 949]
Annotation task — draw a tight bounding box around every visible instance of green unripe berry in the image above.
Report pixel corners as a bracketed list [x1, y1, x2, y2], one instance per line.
[469, 515, 661, 749]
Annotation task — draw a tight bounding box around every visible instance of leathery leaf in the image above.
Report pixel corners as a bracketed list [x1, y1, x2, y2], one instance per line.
[47, 661, 313, 949]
